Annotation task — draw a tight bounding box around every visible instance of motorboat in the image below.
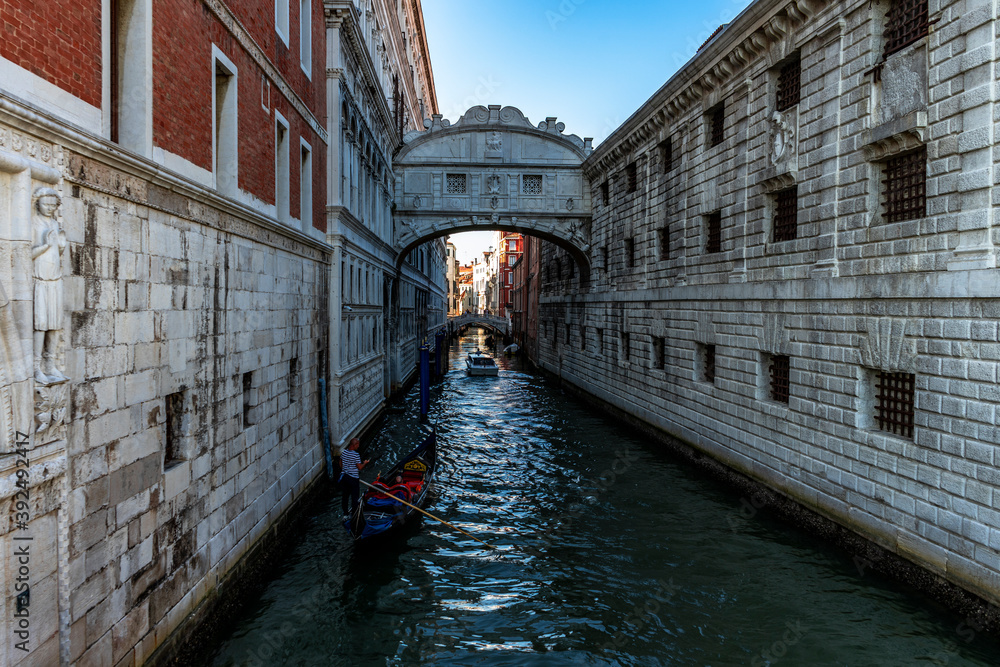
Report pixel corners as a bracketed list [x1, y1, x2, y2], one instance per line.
[465, 349, 499, 376]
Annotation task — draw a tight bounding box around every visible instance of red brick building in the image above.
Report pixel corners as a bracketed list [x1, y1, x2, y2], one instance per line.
[494, 231, 523, 317]
[1, 0, 327, 233]
[511, 235, 540, 361]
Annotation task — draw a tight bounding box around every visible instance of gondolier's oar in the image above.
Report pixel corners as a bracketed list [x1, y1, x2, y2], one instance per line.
[357, 479, 498, 551]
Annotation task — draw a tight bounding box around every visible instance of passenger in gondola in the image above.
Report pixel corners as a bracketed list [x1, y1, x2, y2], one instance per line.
[339, 438, 369, 516]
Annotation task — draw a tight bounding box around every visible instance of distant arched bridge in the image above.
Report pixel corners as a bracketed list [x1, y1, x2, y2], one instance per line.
[449, 313, 510, 336]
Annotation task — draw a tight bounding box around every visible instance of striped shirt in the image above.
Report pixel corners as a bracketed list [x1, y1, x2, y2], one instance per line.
[341, 449, 361, 478]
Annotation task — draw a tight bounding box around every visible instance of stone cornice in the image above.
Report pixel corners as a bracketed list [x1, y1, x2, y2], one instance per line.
[201, 0, 329, 145]
[0, 94, 331, 259]
[584, 0, 828, 179]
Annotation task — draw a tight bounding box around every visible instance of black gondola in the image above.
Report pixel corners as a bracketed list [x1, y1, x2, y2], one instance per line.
[344, 428, 436, 541]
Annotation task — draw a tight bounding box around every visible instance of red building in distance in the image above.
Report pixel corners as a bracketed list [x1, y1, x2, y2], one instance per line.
[495, 231, 523, 317]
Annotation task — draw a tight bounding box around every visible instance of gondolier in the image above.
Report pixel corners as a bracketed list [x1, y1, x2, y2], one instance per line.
[340, 438, 369, 516]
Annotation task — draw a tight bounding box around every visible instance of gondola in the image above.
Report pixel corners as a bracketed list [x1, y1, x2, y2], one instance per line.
[345, 428, 436, 541]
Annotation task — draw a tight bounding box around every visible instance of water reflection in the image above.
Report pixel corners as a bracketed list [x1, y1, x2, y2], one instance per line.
[206, 328, 999, 666]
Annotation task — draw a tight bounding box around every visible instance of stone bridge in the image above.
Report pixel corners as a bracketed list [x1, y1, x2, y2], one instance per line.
[393, 105, 594, 277]
[449, 313, 510, 336]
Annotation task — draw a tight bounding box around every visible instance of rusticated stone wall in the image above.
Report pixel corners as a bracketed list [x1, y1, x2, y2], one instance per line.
[539, 0, 1000, 608]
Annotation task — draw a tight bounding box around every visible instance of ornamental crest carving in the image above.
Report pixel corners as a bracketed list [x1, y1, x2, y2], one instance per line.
[486, 174, 501, 194]
[486, 131, 502, 153]
[770, 111, 795, 165]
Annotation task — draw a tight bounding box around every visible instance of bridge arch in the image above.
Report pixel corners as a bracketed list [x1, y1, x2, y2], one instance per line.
[392, 105, 594, 278]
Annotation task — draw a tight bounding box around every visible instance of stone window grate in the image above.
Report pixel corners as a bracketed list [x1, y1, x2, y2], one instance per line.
[601, 181, 610, 206]
[626, 163, 637, 193]
[776, 58, 801, 112]
[706, 211, 722, 254]
[659, 225, 670, 260]
[883, 147, 926, 223]
[875, 371, 915, 438]
[446, 173, 467, 194]
[626, 238, 636, 267]
[704, 344, 716, 384]
[710, 105, 724, 147]
[773, 186, 798, 242]
[884, 0, 929, 59]
[522, 174, 543, 195]
[769, 355, 790, 403]
[660, 138, 673, 173]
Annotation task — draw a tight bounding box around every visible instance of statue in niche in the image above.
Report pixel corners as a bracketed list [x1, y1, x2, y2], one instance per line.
[486, 131, 502, 153]
[31, 187, 68, 386]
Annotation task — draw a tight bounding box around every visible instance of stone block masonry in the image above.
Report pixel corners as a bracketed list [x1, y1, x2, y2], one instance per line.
[539, 0, 1000, 611]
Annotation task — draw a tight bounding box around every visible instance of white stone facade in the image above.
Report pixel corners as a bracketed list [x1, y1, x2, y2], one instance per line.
[539, 0, 1000, 606]
[324, 0, 445, 446]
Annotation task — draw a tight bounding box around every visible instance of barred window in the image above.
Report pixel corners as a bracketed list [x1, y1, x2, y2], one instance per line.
[875, 371, 915, 439]
[522, 175, 543, 195]
[776, 57, 801, 112]
[602, 246, 609, 272]
[702, 343, 716, 384]
[654, 337, 666, 369]
[658, 225, 670, 260]
[883, 147, 926, 223]
[884, 0, 929, 59]
[626, 162, 637, 193]
[769, 355, 790, 404]
[706, 211, 722, 254]
[709, 104, 724, 147]
[446, 173, 466, 194]
[773, 186, 798, 243]
[622, 332, 631, 360]
[625, 238, 636, 268]
[660, 138, 673, 173]
[601, 181, 610, 206]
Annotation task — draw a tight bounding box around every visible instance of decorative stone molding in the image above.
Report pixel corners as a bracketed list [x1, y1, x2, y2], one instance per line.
[758, 170, 797, 195]
[857, 317, 916, 373]
[586, 0, 830, 177]
[861, 112, 927, 162]
[770, 110, 796, 165]
[757, 314, 790, 355]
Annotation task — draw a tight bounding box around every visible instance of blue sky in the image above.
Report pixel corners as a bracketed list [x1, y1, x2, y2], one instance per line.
[421, 0, 756, 262]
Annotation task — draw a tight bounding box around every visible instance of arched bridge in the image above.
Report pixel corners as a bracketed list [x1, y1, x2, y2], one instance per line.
[393, 105, 594, 277]
[449, 313, 510, 336]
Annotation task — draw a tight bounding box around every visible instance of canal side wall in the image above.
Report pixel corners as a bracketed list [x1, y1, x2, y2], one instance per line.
[538, 0, 1000, 609]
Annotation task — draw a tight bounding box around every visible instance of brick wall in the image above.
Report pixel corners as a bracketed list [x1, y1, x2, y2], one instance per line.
[0, 0, 102, 107]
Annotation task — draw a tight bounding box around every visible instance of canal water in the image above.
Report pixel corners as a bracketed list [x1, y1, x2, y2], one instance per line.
[206, 330, 1000, 666]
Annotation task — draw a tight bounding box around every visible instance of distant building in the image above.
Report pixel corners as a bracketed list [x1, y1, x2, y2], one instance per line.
[493, 232, 523, 317]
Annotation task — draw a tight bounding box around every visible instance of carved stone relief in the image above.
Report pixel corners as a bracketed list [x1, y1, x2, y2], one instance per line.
[857, 317, 915, 373]
[31, 188, 69, 387]
[770, 111, 796, 165]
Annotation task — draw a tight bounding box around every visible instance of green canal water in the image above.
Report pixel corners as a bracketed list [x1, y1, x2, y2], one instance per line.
[205, 330, 1000, 666]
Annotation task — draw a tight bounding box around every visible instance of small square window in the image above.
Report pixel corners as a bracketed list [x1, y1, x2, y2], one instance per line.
[701, 343, 717, 384]
[883, 147, 926, 223]
[709, 104, 725, 147]
[659, 138, 673, 173]
[875, 370, 915, 439]
[773, 186, 798, 243]
[522, 175, 543, 195]
[776, 57, 801, 112]
[769, 355, 790, 403]
[706, 211, 722, 254]
[446, 173, 467, 194]
[626, 163, 637, 193]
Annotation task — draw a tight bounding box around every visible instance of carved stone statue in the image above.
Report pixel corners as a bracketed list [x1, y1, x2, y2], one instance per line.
[770, 111, 795, 165]
[31, 187, 68, 386]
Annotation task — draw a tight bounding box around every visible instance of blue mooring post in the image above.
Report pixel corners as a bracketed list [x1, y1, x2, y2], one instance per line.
[434, 330, 445, 379]
[419, 343, 430, 422]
